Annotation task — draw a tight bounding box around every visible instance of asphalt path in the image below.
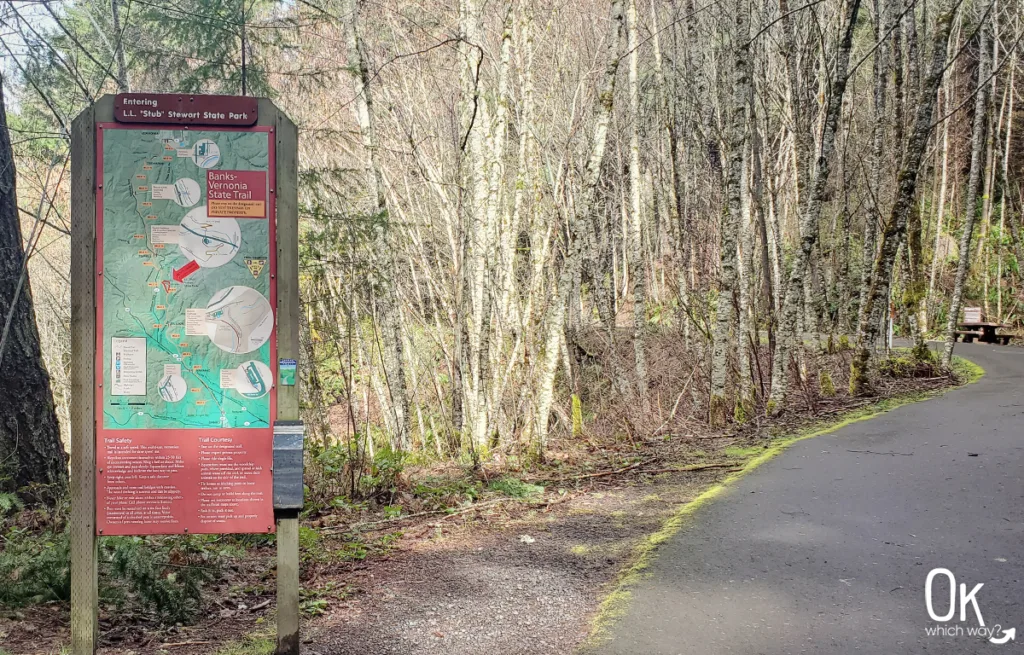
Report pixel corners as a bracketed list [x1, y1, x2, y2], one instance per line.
[595, 343, 1024, 654]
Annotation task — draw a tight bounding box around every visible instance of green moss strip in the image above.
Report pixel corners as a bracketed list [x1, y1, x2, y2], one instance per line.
[583, 356, 984, 649]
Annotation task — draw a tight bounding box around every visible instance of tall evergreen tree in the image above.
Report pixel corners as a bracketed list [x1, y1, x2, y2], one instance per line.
[0, 76, 68, 504]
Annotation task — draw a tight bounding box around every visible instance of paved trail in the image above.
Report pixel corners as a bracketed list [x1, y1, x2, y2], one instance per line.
[596, 343, 1024, 654]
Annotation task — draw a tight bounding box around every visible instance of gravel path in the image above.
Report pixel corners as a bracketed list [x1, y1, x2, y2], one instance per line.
[307, 480, 707, 655]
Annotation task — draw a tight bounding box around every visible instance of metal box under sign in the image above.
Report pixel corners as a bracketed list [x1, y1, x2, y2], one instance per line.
[273, 421, 305, 510]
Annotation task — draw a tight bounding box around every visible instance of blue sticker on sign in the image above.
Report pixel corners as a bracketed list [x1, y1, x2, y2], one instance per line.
[279, 359, 297, 386]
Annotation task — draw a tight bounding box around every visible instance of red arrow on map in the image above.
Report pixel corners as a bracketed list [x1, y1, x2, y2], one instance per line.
[173, 260, 200, 283]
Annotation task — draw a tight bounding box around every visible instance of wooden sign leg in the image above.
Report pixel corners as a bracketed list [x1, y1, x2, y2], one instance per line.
[70, 101, 101, 655]
[276, 511, 300, 654]
[273, 109, 302, 655]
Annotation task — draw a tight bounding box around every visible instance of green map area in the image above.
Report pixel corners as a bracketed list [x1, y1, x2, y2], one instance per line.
[102, 128, 273, 430]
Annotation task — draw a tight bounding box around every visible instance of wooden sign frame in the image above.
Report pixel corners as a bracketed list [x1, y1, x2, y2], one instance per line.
[70, 95, 300, 654]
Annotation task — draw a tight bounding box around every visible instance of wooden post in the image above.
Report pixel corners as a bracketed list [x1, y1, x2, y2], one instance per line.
[269, 102, 301, 655]
[70, 96, 113, 655]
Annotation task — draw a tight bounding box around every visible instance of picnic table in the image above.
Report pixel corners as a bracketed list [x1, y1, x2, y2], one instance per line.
[955, 321, 1013, 345]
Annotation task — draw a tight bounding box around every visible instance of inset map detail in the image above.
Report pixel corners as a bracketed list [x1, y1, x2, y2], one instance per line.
[192, 139, 220, 168]
[235, 361, 273, 398]
[157, 374, 188, 402]
[205, 286, 273, 354]
[179, 208, 241, 269]
[173, 178, 201, 206]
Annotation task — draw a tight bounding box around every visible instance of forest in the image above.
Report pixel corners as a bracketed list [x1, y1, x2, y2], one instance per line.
[0, 0, 1019, 650]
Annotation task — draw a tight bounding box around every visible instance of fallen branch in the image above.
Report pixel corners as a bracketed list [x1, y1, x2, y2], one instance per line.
[652, 366, 699, 436]
[435, 498, 509, 522]
[530, 460, 647, 484]
[160, 642, 211, 648]
[846, 449, 913, 456]
[638, 462, 745, 475]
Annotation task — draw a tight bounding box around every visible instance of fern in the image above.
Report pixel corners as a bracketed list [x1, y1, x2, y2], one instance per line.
[0, 528, 71, 605]
[103, 536, 218, 624]
[0, 492, 23, 515]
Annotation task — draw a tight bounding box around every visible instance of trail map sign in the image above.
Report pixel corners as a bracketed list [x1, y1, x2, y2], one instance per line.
[72, 94, 301, 654]
[95, 117, 277, 535]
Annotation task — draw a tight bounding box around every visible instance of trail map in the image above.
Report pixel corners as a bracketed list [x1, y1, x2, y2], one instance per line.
[101, 128, 273, 430]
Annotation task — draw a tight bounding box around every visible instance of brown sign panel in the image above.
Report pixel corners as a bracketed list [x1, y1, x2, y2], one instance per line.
[114, 94, 259, 126]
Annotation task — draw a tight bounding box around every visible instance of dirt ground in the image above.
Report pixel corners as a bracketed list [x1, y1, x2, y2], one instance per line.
[304, 472, 714, 655]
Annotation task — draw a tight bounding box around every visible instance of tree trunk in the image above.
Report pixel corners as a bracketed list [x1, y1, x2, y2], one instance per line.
[996, 65, 1014, 321]
[0, 77, 68, 504]
[110, 0, 130, 92]
[851, 0, 957, 391]
[627, 0, 648, 403]
[768, 0, 861, 411]
[751, 112, 775, 354]
[903, 193, 927, 358]
[709, 0, 749, 426]
[857, 0, 891, 333]
[737, 144, 755, 416]
[926, 77, 952, 332]
[778, 0, 810, 211]
[342, 0, 410, 450]
[456, 0, 491, 452]
[941, 20, 990, 368]
[535, 0, 626, 450]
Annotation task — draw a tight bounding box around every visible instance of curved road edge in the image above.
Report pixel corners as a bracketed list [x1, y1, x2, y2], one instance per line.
[579, 354, 985, 652]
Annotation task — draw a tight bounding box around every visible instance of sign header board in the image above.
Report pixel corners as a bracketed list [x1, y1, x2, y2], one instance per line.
[114, 93, 259, 126]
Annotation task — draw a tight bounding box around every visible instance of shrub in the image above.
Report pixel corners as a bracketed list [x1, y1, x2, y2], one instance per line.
[877, 353, 942, 379]
[0, 492, 24, 516]
[488, 477, 544, 498]
[0, 527, 71, 606]
[103, 536, 220, 624]
[820, 371, 836, 397]
[412, 476, 481, 508]
[359, 447, 406, 501]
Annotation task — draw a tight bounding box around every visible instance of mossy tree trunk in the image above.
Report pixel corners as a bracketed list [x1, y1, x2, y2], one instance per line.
[852, 0, 957, 393]
[709, 0, 749, 427]
[941, 19, 990, 368]
[767, 0, 861, 412]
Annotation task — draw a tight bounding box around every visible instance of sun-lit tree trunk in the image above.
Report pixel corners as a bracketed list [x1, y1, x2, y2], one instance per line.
[455, 0, 495, 452]
[627, 0, 648, 403]
[342, 0, 410, 450]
